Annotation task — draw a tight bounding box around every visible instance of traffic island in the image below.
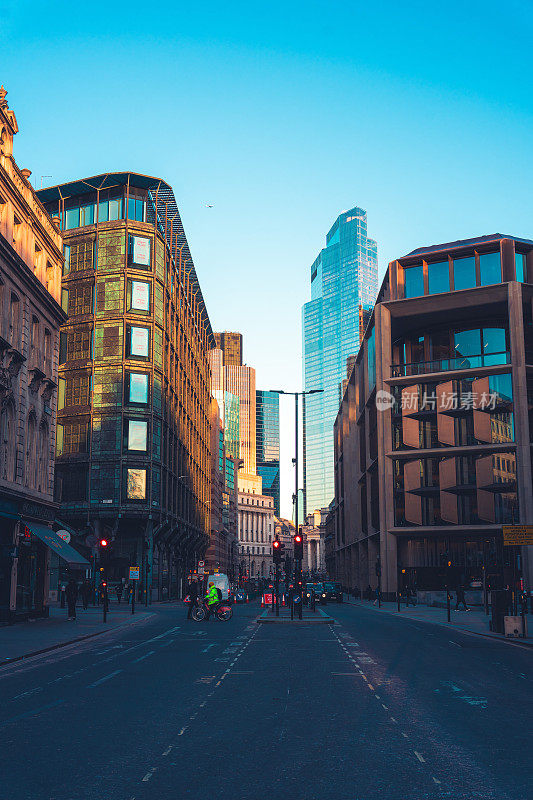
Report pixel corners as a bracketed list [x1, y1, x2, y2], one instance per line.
[257, 608, 336, 625]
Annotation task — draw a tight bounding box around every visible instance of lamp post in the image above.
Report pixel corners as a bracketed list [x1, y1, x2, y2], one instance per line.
[269, 388, 323, 589]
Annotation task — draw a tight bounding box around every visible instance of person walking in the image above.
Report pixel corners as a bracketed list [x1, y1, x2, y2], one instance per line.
[406, 586, 416, 607]
[187, 578, 200, 620]
[65, 578, 78, 620]
[455, 585, 469, 611]
[115, 583, 123, 604]
[80, 579, 92, 611]
[365, 584, 372, 601]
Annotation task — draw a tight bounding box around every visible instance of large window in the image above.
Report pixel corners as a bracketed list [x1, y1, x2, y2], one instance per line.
[128, 234, 151, 268]
[479, 252, 501, 286]
[127, 195, 146, 222]
[65, 207, 80, 230]
[63, 244, 71, 275]
[453, 256, 476, 291]
[125, 467, 147, 501]
[127, 279, 151, 314]
[125, 419, 148, 451]
[126, 372, 149, 404]
[427, 261, 449, 295]
[126, 325, 150, 359]
[98, 194, 123, 222]
[515, 252, 527, 282]
[404, 265, 424, 298]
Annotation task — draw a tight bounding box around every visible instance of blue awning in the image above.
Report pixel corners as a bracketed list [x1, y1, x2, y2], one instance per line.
[25, 522, 90, 567]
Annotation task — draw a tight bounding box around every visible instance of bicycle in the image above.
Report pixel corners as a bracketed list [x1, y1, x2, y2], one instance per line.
[191, 600, 233, 622]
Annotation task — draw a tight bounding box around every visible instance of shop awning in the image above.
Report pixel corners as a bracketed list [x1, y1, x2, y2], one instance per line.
[25, 522, 90, 567]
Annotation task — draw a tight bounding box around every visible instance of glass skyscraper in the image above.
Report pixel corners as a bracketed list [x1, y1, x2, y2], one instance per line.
[256, 390, 280, 515]
[302, 206, 378, 513]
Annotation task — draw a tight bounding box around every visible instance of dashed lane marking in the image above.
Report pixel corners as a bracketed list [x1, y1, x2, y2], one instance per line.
[133, 650, 155, 664]
[162, 746, 173, 756]
[414, 751, 426, 763]
[432, 777, 441, 785]
[88, 670, 122, 688]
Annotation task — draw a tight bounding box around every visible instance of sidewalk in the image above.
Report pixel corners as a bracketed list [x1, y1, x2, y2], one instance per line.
[344, 598, 532, 646]
[0, 602, 153, 665]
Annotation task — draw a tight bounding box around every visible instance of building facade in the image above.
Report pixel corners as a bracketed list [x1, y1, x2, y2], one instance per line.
[0, 87, 80, 620]
[301, 508, 327, 577]
[333, 234, 533, 598]
[303, 207, 378, 515]
[256, 389, 280, 515]
[205, 398, 238, 578]
[38, 172, 214, 601]
[214, 331, 243, 366]
[238, 490, 274, 580]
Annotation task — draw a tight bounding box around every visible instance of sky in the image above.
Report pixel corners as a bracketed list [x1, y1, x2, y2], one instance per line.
[2, 0, 533, 517]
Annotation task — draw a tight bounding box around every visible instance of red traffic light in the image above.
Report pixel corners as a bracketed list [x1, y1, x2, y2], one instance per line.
[273, 540, 280, 549]
[100, 538, 108, 547]
[294, 534, 302, 543]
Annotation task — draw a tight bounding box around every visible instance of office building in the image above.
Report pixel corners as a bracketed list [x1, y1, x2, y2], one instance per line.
[38, 171, 214, 601]
[333, 233, 533, 597]
[303, 207, 378, 515]
[0, 87, 88, 621]
[256, 390, 280, 515]
[214, 331, 243, 366]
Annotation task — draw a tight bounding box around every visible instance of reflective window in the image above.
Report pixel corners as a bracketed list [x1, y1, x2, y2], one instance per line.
[126, 467, 147, 500]
[65, 207, 80, 230]
[63, 245, 71, 276]
[127, 419, 148, 451]
[483, 327, 506, 362]
[427, 261, 449, 295]
[127, 372, 149, 404]
[404, 265, 424, 298]
[489, 373, 512, 403]
[79, 204, 95, 227]
[454, 329, 480, 358]
[61, 288, 69, 314]
[515, 252, 527, 282]
[367, 326, 376, 389]
[109, 197, 122, 221]
[97, 200, 109, 223]
[479, 252, 501, 286]
[453, 256, 476, 291]
[57, 377, 66, 410]
[127, 326, 150, 359]
[127, 196, 146, 222]
[128, 235, 151, 268]
[127, 279, 150, 314]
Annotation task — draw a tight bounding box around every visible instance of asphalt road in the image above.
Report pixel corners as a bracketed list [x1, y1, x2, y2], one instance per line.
[0, 600, 531, 800]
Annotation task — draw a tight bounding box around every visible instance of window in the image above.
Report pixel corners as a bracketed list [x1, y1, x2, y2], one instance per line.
[126, 467, 147, 500]
[404, 265, 424, 298]
[44, 329, 52, 370]
[128, 235, 151, 268]
[127, 196, 146, 222]
[127, 372, 149, 404]
[126, 419, 148, 451]
[367, 326, 376, 389]
[97, 193, 123, 223]
[9, 293, 20, 348]
[57, 465, 88, 501]
[57, 377, 66, 410]
[79, 203, 95, 227]
[59, 332, 67, 365]
[427, 261, 449, 295]
[479, 252, 501, 286]
[67, 328, 92, 361]
[127, 326, 150, 359]
[31, 316, 39, 352]
[453, 256, 476, 291]
[65, 207, 80, 230]
[127, 279, 151, 314]
[61, 288, 69, 313]
[57, 422, 89, 455]
[109, 197, 122, 221]
[483, 327, 507, 363]
[515, 252, 527, 283]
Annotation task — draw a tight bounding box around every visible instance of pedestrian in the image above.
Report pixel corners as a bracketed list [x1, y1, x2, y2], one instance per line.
[187, 578, 200, 620]
[115, 583, 123, 604]
[406, 586, 416, 607]
[373, 586, 380, 605]
[81, 579, 92, 610]
[124, 583, 130, 604]
[455, 585, 469, 611]
[65, 578, 78, 620]
[59, 583, 66, 608]
[365, 584, 372, 601]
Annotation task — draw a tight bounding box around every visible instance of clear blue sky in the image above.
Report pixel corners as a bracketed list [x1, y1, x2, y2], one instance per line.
[3, 0, 532, 516]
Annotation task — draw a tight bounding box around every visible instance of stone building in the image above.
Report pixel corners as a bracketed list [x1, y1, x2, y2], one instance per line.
[301, 508, 327, 577]
[238, 490, 274, 580]
[333, 234, 533, 598]
[0, 87, 86, 621]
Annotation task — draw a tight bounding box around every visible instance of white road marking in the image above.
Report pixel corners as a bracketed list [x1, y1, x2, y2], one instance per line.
[133, 650, 155, 663]
[401, 732, 408, 738]
[448, 640, 462, 648]
[88, 669, 122, 688]
[414, 751, 425, 763]
[381, 703, 388, 710]
[432, 777, 441, 785]
[162, 746, 173, 756]
[202, 644, 216, 653]
[141, 773, 152, 782]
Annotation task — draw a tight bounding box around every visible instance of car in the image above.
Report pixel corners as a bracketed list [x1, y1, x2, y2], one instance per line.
[324, 582, 343, 602]
[304, 582, 326, 604]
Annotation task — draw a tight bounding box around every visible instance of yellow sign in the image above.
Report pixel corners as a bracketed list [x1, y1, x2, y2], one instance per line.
[502, 526, 533, 546]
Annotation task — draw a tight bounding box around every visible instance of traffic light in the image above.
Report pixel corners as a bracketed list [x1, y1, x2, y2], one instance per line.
[272, 538, 282, 564]
[294, 532, 303, 561]
[99, 538, 108, 548]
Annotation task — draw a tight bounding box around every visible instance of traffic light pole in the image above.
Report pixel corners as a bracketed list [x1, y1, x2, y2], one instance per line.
[275, 562, 280, 617]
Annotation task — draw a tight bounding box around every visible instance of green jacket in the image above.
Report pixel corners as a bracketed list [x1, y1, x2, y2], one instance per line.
[206, 586, 219, 606]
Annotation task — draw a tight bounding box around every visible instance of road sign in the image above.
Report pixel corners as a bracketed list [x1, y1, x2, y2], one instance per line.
[198, 566, 205, 576]
[56, 529, 71, 544]
[502, 526, 533, 546]
[198, 560, 204, 567]
[129, 566, 140, 580]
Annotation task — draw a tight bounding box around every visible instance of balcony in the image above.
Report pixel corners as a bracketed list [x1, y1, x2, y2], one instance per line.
[391, 352, 510, 378]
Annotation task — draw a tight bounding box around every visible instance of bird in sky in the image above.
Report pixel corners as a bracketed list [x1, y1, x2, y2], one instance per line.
[205, 204, 214, 208]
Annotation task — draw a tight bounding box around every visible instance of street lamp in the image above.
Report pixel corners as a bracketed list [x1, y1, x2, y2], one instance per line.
[269, 388, 323, 586]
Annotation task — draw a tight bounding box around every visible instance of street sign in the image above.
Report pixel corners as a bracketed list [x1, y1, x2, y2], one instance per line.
[56, 529, 71, 544]
[502, 526, 533, 546]
[198, 560, 204, 567]
[129, 566, 140, 580]
[198, 566, 205, 576]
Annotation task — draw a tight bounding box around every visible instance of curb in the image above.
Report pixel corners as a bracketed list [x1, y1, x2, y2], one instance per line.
[0, 611, 155, 668]
[340, 599, 533, 650]
[257, 609, 335, 625]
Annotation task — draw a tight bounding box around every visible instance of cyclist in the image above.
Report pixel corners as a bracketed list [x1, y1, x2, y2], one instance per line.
[204, 581, 220, 621]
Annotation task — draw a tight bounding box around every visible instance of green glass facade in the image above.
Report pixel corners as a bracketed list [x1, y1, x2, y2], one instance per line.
[256, 390, 280, 515]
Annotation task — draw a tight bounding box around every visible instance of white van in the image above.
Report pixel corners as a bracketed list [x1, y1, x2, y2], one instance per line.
[207, 572, 231, 601]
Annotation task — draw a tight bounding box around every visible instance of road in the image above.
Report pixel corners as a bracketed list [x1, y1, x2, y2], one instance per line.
[0, 600, 531, 800]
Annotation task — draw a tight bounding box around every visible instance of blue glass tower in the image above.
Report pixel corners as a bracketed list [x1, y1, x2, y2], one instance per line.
[256, 390, 280, 515]
[303, 207, 378, 513]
